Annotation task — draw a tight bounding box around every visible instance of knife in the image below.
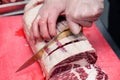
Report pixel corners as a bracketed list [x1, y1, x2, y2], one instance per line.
[16, 29, 72, 72]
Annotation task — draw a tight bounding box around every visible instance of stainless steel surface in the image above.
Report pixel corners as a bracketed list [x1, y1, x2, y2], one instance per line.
[0, 10, 24, 16]
[0, 1, 29, 16]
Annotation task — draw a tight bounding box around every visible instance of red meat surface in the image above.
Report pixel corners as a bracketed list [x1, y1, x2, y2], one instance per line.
[0, 16, 120, 80]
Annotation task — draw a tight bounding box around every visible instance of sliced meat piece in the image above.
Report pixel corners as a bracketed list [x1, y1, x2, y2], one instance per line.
[49, 64, 108, 80]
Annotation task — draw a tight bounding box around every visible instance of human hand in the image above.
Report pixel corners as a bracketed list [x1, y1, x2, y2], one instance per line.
[65, 0, 104, 34]
[31, 0, 67, 41]
[24, 0, 104, 42]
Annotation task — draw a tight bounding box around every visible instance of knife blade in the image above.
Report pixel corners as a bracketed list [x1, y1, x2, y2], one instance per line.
[16, 29, 72, 72]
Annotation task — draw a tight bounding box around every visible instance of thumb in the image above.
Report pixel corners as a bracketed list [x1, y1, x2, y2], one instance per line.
[67, 19, 82, 35]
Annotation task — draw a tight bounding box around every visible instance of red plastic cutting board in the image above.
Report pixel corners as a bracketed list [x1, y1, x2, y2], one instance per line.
[0, 16, 120, 80]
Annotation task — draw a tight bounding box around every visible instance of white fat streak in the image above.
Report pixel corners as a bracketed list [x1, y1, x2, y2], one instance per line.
[71, 59, 89, 67]
[42, 40, 94, 73]
[70, 65, 98, 80]
[70, 68, 81, 80]
[58, 35, 80, 44]
[43, 46, 67, 73]
[85, 65, 97, 80]
[64, 40, 95, 54]
[74, 40, 95, 52]
[87, 68, 107, 80]
[41, 35, 82, 60]
[49, 58, 88, 76]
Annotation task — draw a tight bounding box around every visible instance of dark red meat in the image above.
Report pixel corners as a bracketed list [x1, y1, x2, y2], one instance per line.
[49, 65, 108, 80]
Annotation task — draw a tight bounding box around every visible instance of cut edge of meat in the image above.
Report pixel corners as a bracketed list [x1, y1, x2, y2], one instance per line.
[49, 50, 97, 78]
[49, 64, 108, 80]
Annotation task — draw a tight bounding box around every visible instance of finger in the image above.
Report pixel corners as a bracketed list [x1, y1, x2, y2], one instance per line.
[48, 10, 60, 38]
[79, 10, 102, 22]
[32, 15, 43, 42]
[39, 12, 51, 41]
[24, 0, 44, 12]
[67, 18, 81, 35]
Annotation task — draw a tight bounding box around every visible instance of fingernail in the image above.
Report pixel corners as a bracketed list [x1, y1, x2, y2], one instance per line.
[44, 37, 51, 42]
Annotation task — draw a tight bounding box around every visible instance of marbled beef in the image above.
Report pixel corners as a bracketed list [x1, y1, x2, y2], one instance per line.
[23, 3, 108, 80]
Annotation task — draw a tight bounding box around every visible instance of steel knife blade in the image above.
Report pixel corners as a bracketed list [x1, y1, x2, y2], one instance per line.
[16, 29, 72, 72]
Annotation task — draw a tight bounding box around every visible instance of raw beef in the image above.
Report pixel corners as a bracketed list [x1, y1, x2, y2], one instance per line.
[50, 64, 108, 80]
[39, 30, 97, 80]
[23, 3, 108, 80]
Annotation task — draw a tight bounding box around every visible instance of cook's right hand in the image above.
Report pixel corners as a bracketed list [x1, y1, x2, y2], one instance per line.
[65, 0, 104, 34]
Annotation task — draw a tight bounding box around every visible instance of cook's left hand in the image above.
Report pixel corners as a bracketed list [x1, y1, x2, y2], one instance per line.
[31, 0, 67, 41]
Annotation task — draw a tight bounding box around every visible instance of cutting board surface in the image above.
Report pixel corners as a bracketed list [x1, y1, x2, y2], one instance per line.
[0, 16, 120, 80]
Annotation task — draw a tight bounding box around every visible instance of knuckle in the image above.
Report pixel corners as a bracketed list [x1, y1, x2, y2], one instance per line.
[48, 18, 53, 25]
[66, 11, 79, 20]
[93, 6, 104, 17]
[39, 19, 45, 25]
[66, 12, 71, 18]
[72, 12, 79, 19]
[70, 10, 80, 19]
[80, 13, 86, 19]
